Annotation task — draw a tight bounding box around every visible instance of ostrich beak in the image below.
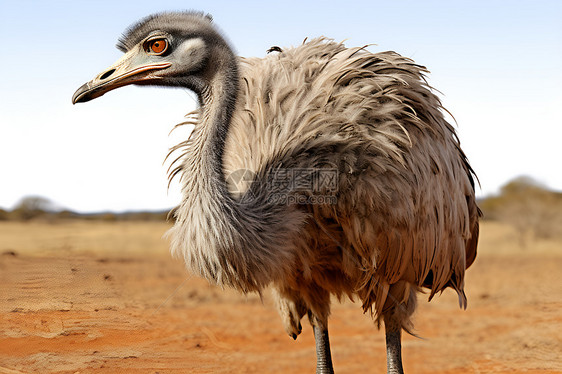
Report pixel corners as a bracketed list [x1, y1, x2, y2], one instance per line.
[72, 49, 171, 104]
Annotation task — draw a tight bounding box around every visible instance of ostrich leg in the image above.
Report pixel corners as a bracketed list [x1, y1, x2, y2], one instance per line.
[311, 314, 334, 374]
[313, 324, 334, 374]
[385, 323, 404, 374]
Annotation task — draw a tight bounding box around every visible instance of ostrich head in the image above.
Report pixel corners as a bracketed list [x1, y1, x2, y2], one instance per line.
[72, 11, 235, 104]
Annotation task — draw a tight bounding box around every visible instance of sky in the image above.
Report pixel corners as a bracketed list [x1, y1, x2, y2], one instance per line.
[1, 0, 561, 213]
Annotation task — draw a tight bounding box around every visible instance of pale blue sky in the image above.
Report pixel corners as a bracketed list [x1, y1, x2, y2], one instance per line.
[1, 0, 561, 212]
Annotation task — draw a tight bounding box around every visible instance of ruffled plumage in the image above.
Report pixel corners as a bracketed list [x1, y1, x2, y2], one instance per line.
[170, 37, 480, 331]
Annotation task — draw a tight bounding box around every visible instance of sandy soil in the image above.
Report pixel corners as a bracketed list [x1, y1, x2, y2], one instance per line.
[1, 221, 561, 373]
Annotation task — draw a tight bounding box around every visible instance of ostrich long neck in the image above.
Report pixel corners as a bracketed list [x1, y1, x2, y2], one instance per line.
[195, 50, 238, 197]
[183, 46, 244, 236]
[172, 45, 297, 291]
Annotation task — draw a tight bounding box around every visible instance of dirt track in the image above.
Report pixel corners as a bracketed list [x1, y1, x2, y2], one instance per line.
[1, 221, 561, 373]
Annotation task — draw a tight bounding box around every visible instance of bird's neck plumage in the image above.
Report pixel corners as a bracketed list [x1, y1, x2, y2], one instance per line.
[196, 49, 238, 195]
[169, 46, 303, 292]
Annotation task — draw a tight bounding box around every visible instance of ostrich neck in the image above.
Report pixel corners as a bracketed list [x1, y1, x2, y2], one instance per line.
[172, 48, 300, 291]
[192, 52, 239, 194]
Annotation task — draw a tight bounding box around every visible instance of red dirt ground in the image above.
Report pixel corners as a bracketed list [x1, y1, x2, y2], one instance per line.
[1, 221, 561, 373]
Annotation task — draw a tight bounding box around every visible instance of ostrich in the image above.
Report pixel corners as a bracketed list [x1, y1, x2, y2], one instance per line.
[72, 12, 480, 374]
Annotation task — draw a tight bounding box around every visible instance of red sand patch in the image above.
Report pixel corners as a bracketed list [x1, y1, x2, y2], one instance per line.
[1, 225, 561, 373]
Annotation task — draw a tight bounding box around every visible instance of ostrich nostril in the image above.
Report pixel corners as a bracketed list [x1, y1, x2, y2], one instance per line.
[100, 69, 116, 80]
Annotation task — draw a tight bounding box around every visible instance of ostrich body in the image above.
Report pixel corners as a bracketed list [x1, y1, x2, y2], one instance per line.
[73, 12, 480, 373]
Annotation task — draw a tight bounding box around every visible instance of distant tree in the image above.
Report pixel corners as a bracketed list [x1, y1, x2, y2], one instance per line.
[12, 196, 55, 221]
[56, 210, 78, 220]
[480, 176, 562, 246]
[100, 212, 117, 222]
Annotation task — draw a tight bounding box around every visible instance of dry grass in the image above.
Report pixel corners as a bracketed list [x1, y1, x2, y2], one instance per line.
[0, 221, 172, 258]
[477, 220, 562, 256]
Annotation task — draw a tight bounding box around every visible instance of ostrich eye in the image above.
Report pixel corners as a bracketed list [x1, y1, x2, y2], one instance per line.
[145, 39, 168, 55]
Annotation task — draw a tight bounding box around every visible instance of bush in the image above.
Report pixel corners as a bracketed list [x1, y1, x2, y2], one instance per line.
[480, 176, 562, 244]
[11, 196, 55, 221]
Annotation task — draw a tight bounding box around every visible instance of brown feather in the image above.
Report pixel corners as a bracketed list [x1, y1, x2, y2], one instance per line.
[218, 38, 479, 329]
[167, 37, 480, 335]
